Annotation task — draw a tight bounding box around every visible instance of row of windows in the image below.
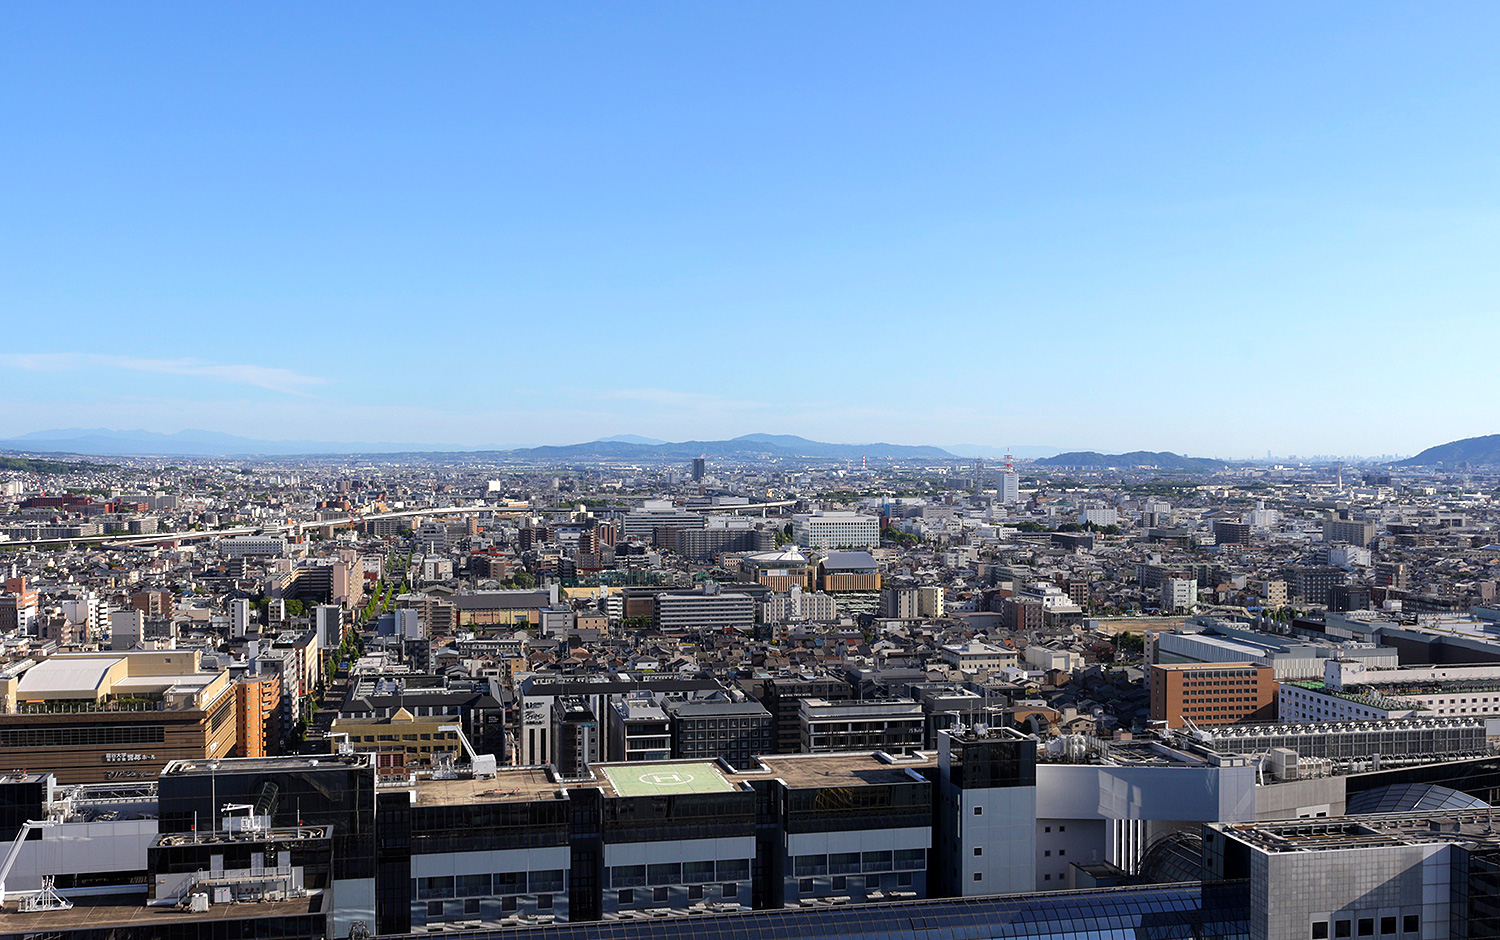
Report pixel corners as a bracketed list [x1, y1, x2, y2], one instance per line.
[793, 851, 926, 876]
[609, 861, 751, 888]
[353, 732, 458, 742]
[1311, 913, 1419, 938]
[0, 723, 166, 748]
[415, 870, 565, 899]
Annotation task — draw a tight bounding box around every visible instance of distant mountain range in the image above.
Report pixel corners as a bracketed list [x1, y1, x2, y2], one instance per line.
[512, 434, 954, 461]
[1395, 434, 1500, 467]
[1033, 450, 1227, 471]
[2, 428, 1195, 465]
[2, 428, 956, 460]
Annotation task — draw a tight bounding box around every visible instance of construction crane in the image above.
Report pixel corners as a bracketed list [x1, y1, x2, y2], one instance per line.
[438, 724, 497, 778]
[0, 820, 70, 911]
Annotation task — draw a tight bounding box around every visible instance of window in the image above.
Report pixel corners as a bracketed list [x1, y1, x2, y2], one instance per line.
[974, 847, 983, 857]
[1044, 874, 1051, 881]
[973, 806, 983, 816]
[973, 872, 983, 882]
[688, 885, 703, 900]
[530, 870, 565, 894]
[618, 890, 634, 905]
[1403, 916, 1419, 934]
[495, 872, 525, 894]
[722, 883, 737, 898]
[1359, 919, 1374, 937]
[648, 863, 681, 885]
[1059, 825, 1065, 832]
[537, 895, 553, 910]
[457, 874, 490, 896]
[684, 861, 716, 883]
[464, 898, 480, 915]
[1044, 850, 1051, 857]
[1336, 921, 1352, 939]
[798, 879, 813, 894]
[1381, 917, 1397, 935]
[829, 853, 861, 875]
[831, 876, 846, 890]
[1058, 850, 1066, 857]
[501, 897, 517, 913]
[653, 887, 668, 903]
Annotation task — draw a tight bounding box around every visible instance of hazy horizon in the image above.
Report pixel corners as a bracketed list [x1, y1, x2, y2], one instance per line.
[3, 4, 1497, 455]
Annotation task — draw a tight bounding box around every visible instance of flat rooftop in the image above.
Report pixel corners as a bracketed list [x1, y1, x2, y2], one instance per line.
[415, 767, 563, 805]
[599, 761, 735, 798]
[0, 892, 322, 931]
[729, 752, 936, 789]
[163, 754, 371, 775]
[1219, 809, 1500, 854]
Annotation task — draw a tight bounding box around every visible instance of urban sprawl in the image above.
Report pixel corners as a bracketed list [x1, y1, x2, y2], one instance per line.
[0, 449, 1497, 939]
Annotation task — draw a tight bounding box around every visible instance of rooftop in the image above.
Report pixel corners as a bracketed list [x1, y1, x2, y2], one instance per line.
[0, 892, 323, 932]
[822, 551, 878, 569]
[163, 754, 371, 776]
[728, 752, 936, 789]
[414, 767, 563, 805]
[598, 761, 735, 798]
[1218, 808, 1500, 854]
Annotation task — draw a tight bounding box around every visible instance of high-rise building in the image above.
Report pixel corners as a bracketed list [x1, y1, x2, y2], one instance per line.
[1213, 520, 1251, 545]
[691, 457, 706, 482]
[230, 597, 252, 638]
[879, 585, 919, 619]
[1000, 470, 1020, 505]
[1324, 517, 1377, 549]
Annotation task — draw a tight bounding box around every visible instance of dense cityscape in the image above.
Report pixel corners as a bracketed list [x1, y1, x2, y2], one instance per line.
[8, 3, 1500, 938]
[0, 439, 1499, 938]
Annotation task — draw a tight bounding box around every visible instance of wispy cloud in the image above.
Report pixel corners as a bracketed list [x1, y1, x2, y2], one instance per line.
[0, 353, 327, 396]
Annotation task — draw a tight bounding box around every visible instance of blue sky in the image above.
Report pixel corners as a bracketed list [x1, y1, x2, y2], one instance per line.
[2, 2, 1497, 456]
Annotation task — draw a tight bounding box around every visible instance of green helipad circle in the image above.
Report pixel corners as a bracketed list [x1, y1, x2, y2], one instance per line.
[639, 770, 695, 787]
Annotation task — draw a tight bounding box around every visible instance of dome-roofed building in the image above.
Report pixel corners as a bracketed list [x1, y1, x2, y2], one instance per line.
[739, 547, 815, 591]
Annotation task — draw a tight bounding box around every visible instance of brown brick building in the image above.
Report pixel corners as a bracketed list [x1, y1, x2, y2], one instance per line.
[1149, 661, 1277, 729]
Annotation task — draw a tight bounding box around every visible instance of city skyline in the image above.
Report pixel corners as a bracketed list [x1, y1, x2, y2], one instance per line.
[4, 4, 1500, 455]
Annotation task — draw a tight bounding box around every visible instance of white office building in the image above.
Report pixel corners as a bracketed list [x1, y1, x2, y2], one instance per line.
[1000, 471, 1020, 505]
[219, 536, 287, 558]
[792, 511, 880, 550]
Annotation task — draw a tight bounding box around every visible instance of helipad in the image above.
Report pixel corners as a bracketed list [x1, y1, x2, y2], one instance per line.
[600, 762, 734, 797]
